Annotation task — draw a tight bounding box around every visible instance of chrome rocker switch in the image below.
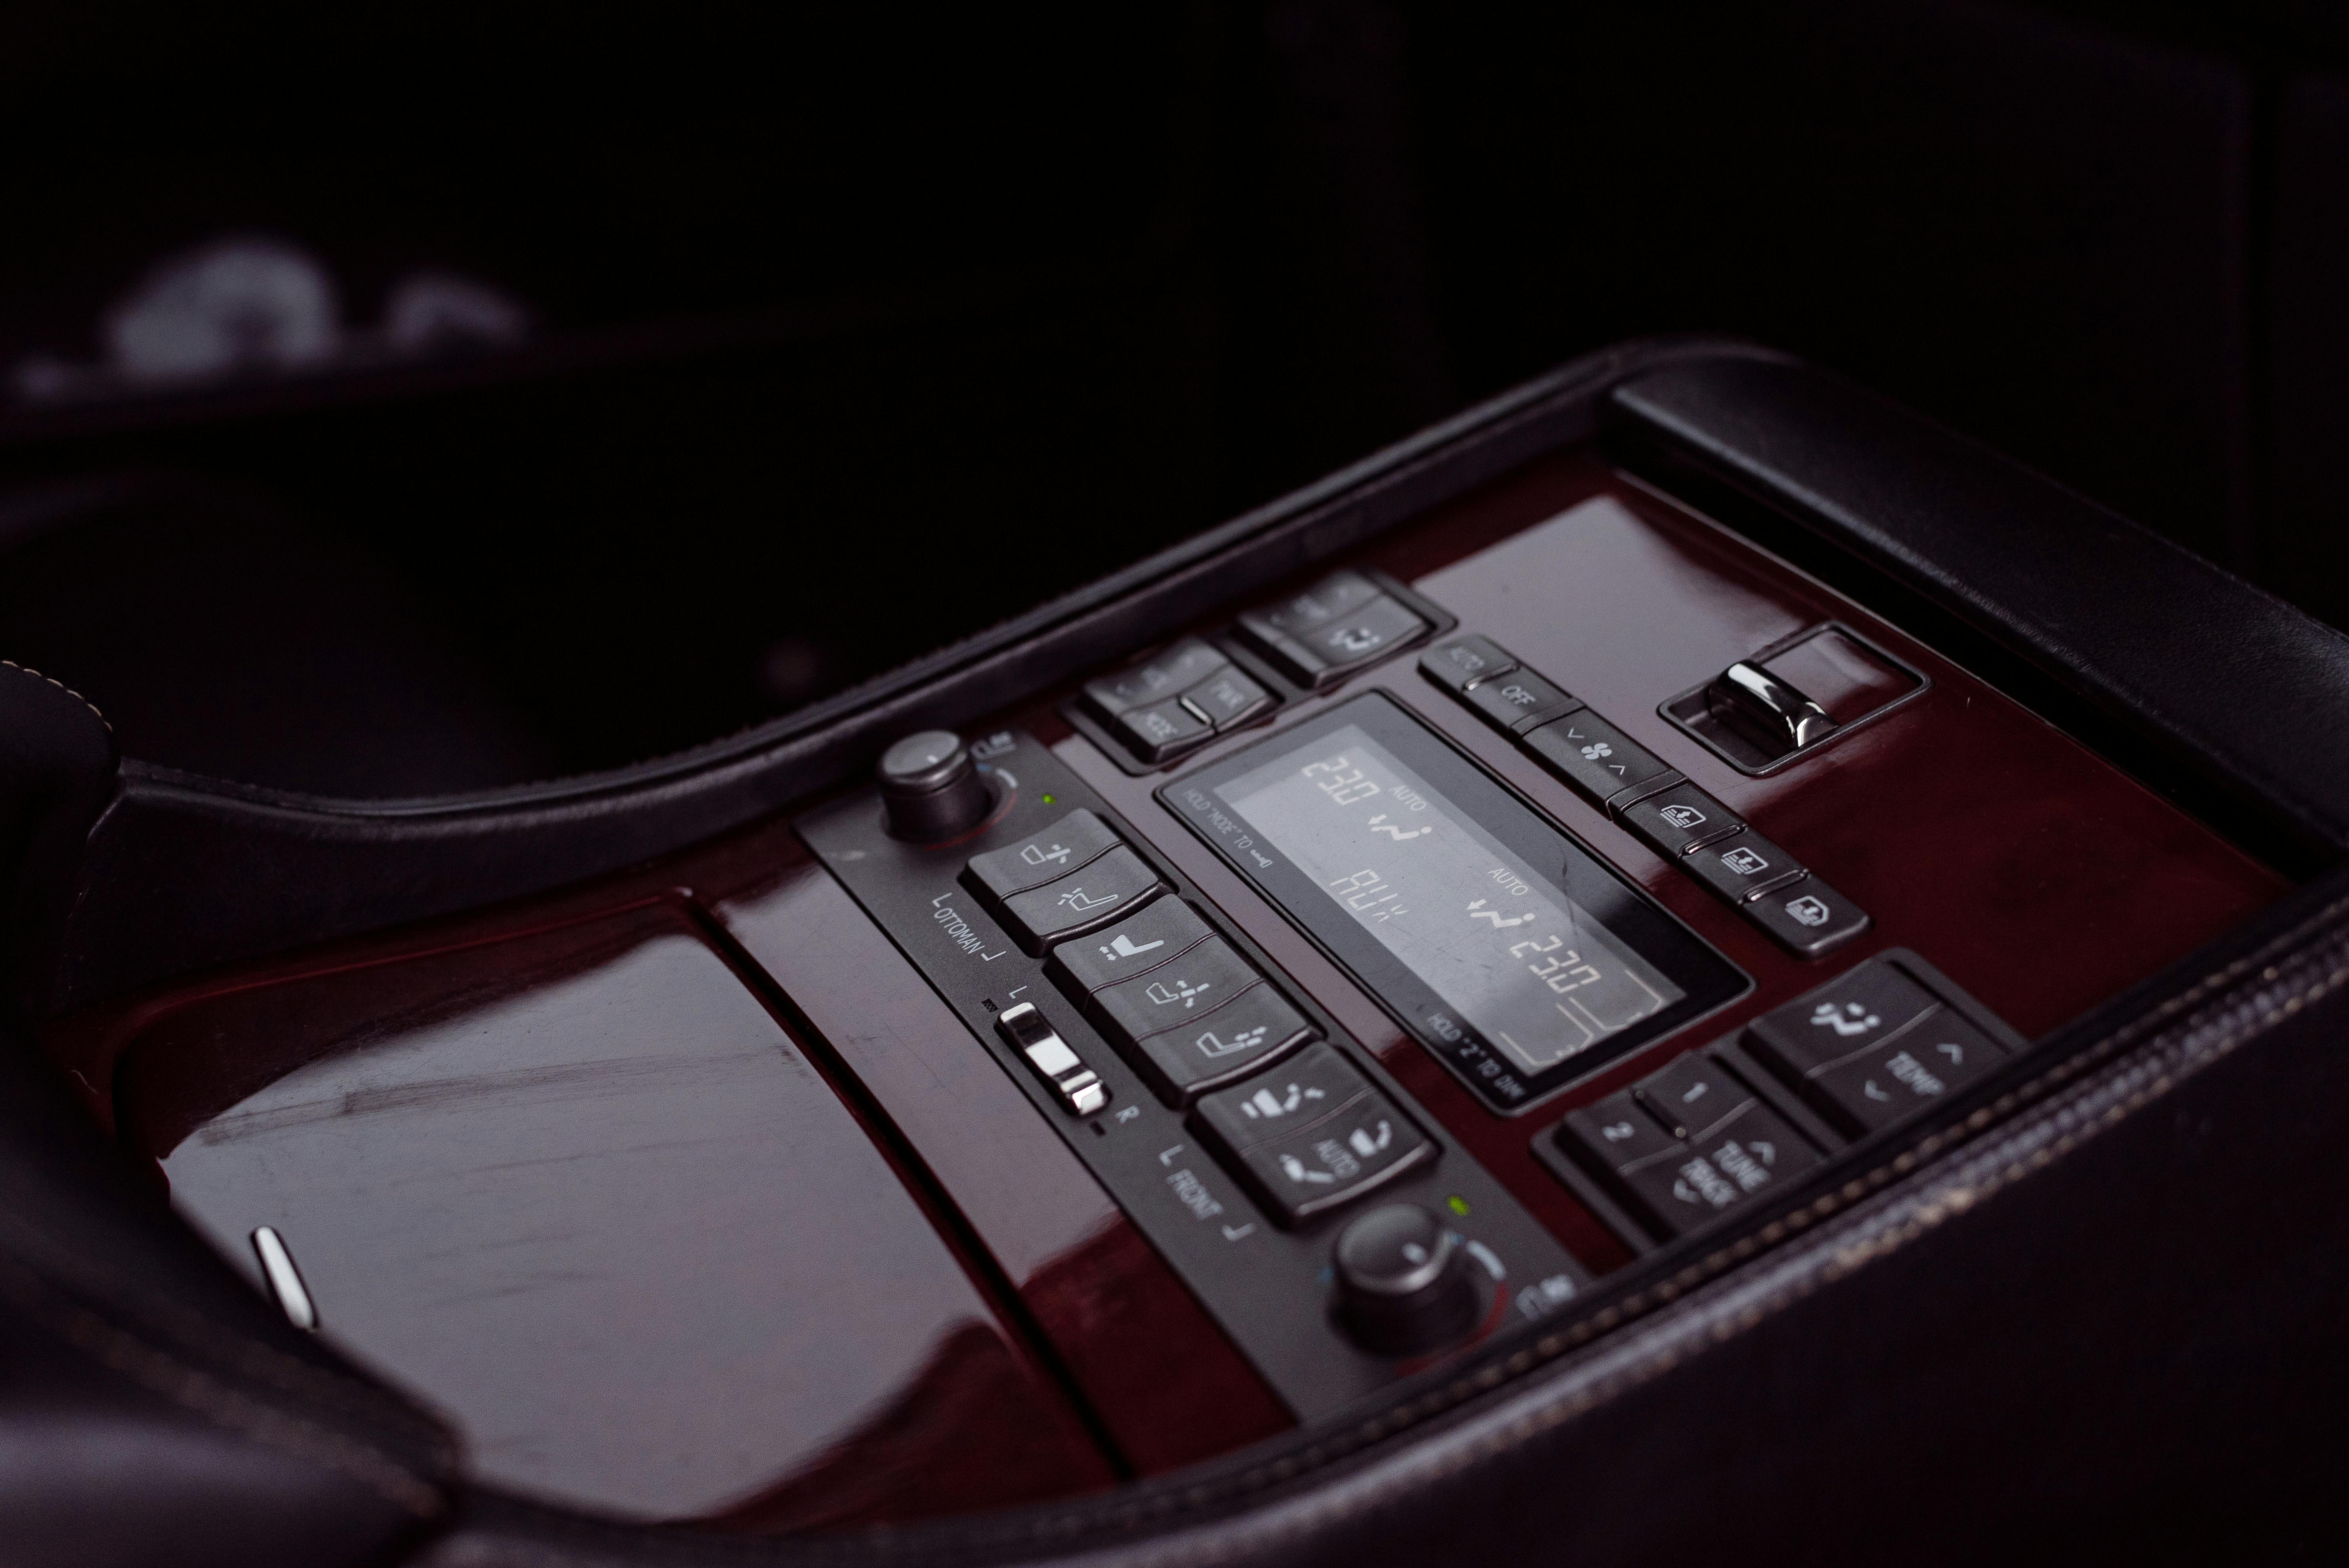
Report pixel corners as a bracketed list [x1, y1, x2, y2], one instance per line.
[996, 1002, 1110, 1116]
[1710, 661, 1838, 754]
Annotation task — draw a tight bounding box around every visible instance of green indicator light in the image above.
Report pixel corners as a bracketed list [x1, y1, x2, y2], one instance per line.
[1447, 1195, 1471, 1217]
[1041, 793, 1057, 804]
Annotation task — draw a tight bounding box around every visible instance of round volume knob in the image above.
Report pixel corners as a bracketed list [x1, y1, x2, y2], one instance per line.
[878, 730, 994, 843]
[1333, 1203, 1481, 1356]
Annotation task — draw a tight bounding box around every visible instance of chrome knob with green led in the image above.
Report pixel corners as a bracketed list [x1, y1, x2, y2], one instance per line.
[995, 1002, 1109, 1116]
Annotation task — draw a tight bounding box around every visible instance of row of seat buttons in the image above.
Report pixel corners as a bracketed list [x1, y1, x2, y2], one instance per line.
[1551, 953, 2012, 1241]
[1046, 893, 1313, 1103]
[1557, 1054, 1822, 1240]
[1081, 639, 1275, 765]
[1235, 570, 1432, 690]
[1420, 635, 1870, 959]
[972, 807, 1433, 1223]
[1193, 1042, 1434, 1223]
[965, 809, 1170, 954]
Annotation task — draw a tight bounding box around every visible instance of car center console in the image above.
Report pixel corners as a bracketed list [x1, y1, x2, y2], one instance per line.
[788, 448, 2279, 1427]
[35, 349, 2319, 1547]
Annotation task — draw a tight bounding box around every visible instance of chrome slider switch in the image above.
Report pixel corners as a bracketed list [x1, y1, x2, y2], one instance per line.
[1708, 661, 1838, 754]
[996, 1001, 1110, 1116]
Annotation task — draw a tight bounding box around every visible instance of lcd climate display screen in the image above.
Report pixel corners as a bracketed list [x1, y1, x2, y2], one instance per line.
[1163, 694, 1745, 1112]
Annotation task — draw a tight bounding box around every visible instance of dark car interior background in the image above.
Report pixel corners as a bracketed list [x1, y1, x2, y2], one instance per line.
[9, 3, 2349, 1566]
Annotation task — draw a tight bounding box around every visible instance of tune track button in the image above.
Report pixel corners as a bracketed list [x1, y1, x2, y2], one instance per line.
[1081, 638, 1229, 721]
[1091, 936, 1263, 1052]
[1615, 1099, 1820, 1237]
[1126, 982, 1314, 1104]
[966, 809, 1124, 902]
[1045, 895, 1215, 997]
[1181, 665, 1273, 731]
[997, 846, 1166, 955]
[1521, 711, 1674, 805]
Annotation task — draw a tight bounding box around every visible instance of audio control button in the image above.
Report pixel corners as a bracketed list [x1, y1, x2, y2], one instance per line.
[1117, 695, 1213, 762]
[1181, 665, 1272, 730]
[1081, 639, 1229, 721]
[996, 847, 1165, 954]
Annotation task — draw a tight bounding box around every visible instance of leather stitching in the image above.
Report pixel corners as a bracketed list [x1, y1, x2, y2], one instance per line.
[0, 1200, 457, 1449]
[0, 657, 109, 733]
[0, 1249, 446, 1519]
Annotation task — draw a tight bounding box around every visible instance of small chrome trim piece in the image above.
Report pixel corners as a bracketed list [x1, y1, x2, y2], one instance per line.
[250, 1225, 319, 1331]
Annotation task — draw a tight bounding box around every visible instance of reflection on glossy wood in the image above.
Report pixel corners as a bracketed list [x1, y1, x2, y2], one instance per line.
[711, 841, 1291, 1472]
[115, 900, 1111, 1521]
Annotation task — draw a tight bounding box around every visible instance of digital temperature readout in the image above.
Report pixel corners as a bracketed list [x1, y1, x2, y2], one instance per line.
[1164, 693, 1745, 1112]
[1221, 729, 1683, 1076]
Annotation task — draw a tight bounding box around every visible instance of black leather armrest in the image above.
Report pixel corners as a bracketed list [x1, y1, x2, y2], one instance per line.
[1606, 356, 2349, 862]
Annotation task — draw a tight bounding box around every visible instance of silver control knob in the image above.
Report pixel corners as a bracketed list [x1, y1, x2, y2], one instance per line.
[877, 730, 993, 843]
[1333, 1203, 1481, 1356]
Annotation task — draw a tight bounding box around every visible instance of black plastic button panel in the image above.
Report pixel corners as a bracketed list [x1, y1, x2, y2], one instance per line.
[1521, 711, 1677, 804]
[1081, 638, 1273, 764]
[1744, 954, 2013, 1137]
[1238, 571, 1433, 689]
[1419, 634, 1870, 960]
[992, 845, 1167, 955]
[1553, 1059, 1822, 1241]
[1546, 952, 2022, 1250]
[980, 806, 1432, 1232]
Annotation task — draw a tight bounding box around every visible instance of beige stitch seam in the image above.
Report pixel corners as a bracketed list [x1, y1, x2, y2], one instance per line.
[1, 657, 109, 731]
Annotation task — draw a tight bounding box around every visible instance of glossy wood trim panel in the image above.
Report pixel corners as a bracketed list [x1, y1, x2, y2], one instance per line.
[109, 897, 1116, 1526]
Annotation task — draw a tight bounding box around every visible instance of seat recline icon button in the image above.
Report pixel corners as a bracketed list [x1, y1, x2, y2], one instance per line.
[1045, 895, 1213, 996]
[995, 846, 1166, 954]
